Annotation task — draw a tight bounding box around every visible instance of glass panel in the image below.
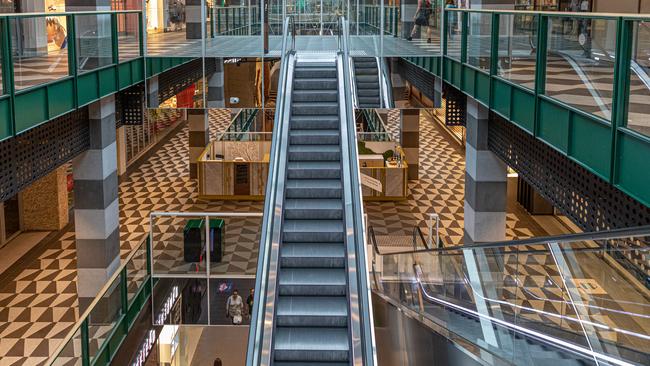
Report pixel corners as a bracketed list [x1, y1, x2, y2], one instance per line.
[467, 12, 491, 71]
[76, 14, 114, 72]
[546, 17, 617, 121]
[11, 15, 70, 90]
[118, 13, 140, 62]
[207, 2, 263, 58]
[209, 278, 256, 325]
[205, 216, 262, 276]
[153, 277, 208, 325]
[386, 0, 442, 57]
[146, 0, 202, 57]
[497, 13, 537, 89]
[373, 232, 650, 366]
[126, 240, 148, 305]
[628, 21, 650, 136]
[151, 215, 208, 276]
[87, 277, 123, 362]
[50, 327, 83, 366]
[446, 10, 461, 60]
[556, 238, 650, 359]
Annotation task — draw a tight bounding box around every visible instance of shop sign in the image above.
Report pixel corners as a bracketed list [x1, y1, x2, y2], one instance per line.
[361, 173, 382, 192]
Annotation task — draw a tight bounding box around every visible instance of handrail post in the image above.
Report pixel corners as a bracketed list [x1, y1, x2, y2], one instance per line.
[67, 14, 79, 108]
[534, 14, 548, 137]
[81, 318, 90, 366]
[610, 17, 633, 184]
[1, 17, 16, 136]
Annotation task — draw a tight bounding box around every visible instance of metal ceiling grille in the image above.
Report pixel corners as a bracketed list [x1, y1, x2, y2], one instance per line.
[0, 108, 90, 202]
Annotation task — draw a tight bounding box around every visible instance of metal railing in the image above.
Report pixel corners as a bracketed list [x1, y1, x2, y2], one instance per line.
[45, 235, 151, 365]
[246, 15, 295, 366]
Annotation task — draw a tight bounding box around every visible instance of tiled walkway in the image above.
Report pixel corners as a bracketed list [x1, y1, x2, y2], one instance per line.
[365, 110, 546, 248]
[0, 110, 263, 366]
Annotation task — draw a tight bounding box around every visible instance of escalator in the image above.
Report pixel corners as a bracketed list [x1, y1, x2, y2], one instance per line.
[352, 57, 394, 109]
[247, 16, 375, 366]
[371, 227, 650, 366]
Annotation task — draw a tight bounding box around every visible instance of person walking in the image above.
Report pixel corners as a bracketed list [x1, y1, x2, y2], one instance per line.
[226, 289, 244, 325]
[407, 0, 433, 43]
[246, 288, 254, 318]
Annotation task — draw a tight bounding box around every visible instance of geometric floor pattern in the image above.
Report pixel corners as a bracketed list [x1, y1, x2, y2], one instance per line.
[0, 109, 262, 365]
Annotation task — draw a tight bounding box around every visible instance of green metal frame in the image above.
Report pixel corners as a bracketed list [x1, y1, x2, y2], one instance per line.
[46, 236, 152, 366]
[0, 10, 194, 141]
[438, 9, 650, 207]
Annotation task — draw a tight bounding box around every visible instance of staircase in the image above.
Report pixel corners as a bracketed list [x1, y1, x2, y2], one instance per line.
[353, 57, 381, 108]
[273, 58, 350, 365]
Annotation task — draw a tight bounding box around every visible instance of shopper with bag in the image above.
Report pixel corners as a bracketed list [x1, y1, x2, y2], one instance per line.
[407, 0, 433, 43]
[226, 289, 245, 325]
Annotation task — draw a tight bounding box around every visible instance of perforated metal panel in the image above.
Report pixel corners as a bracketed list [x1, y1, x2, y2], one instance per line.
[444, 85, 466, 126]
[397, 58, 436, 102]
[157, 58, 218, 104]
[0, 108, 90, 202]
[488, 114, 650, 278]
[119, 84, 145, 126]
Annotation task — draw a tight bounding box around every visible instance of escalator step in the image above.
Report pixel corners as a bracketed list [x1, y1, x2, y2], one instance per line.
[280, 242, 345, 268]
[285, 179, 342, 199]
[277, 296, 348, 327]
[288, 144, 341, 162]
[290, 115, 340, 130]
[279, 268, 347, 296]
[273, 327, 349, 362]
[282, 219, 344, 242]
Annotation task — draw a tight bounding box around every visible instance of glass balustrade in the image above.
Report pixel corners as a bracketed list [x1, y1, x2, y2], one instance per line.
[497, 13, 537, 89]
[628, 21, 650, 137]
[372, 230, 650, 366]
[76, 14, 114, 72]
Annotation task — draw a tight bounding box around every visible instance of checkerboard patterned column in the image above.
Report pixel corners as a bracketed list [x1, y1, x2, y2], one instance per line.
[72, 94, 120, 311]
[464, 98, 507, 243]
[207, 59, 225, 108]
[189, 109, 210, 179]
[401, 109, 420, 180]
[186, 0, 203, 40]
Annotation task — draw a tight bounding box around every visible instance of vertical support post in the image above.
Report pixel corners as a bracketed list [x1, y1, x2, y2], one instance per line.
[460, 11, 468, 64]
[489, 13, 499, 77]
[67, 15, 79, 108]
[380, 0, 384, 55]
[1, 18, 16, 136]
[111, 13, 119, 65]
[610, 17, 633, 184]
[205, 215, 211, 325]
[120, 267, 128, 322]
[534, 14, 548, 137]
[81, 319, 90, 366]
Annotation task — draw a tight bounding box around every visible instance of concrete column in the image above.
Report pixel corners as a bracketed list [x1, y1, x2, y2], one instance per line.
[147, 75, 160, 108]
[73, 94, 120, 312]
[434, 77, 442, 108]
[19, 166, 69, 231]
[186, 0, 203, 39]
[464, 98, 507, 243]
[116, 126, 127, 176]
[188, 109, 209, 179]
[207, 59, 225, 108]
[400, 109, 419, 180]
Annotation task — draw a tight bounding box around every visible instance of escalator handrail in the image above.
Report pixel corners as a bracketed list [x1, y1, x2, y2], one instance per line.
[338, 16, 377, 366]
[376, 225, 650, 257]
[246, 16, 295, 366]
[413, 267, 639, 366]
[377, 56, 394, 108]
